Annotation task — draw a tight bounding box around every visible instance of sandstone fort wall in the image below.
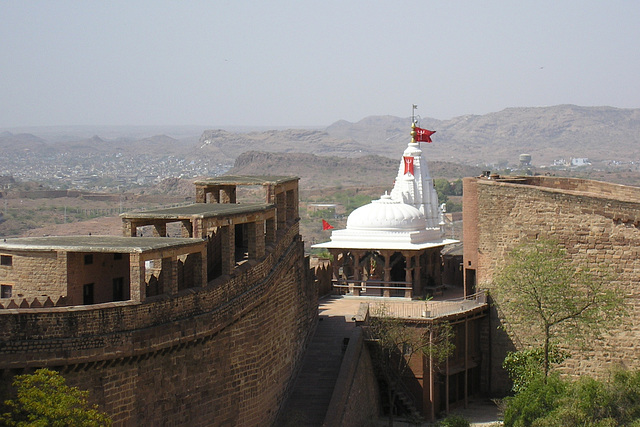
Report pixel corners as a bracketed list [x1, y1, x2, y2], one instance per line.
[464, 176, 640, 394]
[0, 223, 317, 426]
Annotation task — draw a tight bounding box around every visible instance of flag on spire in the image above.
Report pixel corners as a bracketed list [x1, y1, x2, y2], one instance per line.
[322, 219, 334, 230]
[414, 127, 436, 143]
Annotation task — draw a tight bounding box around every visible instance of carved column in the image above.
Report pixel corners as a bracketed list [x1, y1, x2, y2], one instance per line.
[383, 251, 392, 298]
[414, 252, 423, 298]
[404, 253, 414, 299]
[352, 250, 363, 296]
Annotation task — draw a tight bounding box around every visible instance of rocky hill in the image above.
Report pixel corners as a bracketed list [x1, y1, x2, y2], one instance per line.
[192, 129, 363, 162]
[227, 151, 483, 190]
[191, 105, 640, 167]
[323, 105, 640, 166]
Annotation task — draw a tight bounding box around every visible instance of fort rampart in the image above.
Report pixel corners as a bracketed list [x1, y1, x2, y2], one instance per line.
[463, 176, 640, 394]
[0, 223, 317, 426]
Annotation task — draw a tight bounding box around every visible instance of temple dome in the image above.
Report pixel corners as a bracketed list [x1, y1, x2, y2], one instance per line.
[346, 195, 426, 232]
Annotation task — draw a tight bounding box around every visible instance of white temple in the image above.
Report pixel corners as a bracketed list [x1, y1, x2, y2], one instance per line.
[313, 123, 457, 298]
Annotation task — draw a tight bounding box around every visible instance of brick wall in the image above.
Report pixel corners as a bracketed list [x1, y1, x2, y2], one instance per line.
[464, 176, 640, 394]
[0, 223, 317, 426]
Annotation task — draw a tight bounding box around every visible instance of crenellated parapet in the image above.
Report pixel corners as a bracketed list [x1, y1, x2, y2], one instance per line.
[0, 176, 315, 427]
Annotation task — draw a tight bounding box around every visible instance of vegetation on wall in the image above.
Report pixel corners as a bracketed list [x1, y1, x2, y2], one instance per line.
[492, 239, 626, 378]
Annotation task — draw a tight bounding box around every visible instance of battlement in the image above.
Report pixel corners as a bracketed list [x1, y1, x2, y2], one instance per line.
[0, 176, 317, 426]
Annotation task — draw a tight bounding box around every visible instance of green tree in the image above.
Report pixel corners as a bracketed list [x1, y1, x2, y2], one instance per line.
[493, 239, 625, 379]
[0, 368, 112, 426]
[450, 179, 463, 196]
[502, 346, 569, 393]
[433, 179, 451, 203]
[367, 305, 454, 426]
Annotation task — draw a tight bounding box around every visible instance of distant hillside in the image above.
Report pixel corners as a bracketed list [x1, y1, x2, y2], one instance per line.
[191, 105, 640, 167]
[324, 105, 640, 166]
[227, 151, 483, 189]
[191, 129, 364, 162]
[0, 132, 51, 155]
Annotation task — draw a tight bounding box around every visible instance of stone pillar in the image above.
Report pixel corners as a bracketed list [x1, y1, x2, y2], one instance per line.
[383, 251, 392, 298]
[192, 218, 204, 239]
[129, 254, 146, 302]
[220, 225, 235, 275]
[264, 184, 275, 204]
[198, 247, 207, 287]
[181, 220, 193, 237]
[404, 253, 414, 299]
[414, 252, 422, 297]
[276, 192, 286, 231]
[221, 185, 236, 203]
[153, 222, 167, 237]
[195, 186, 206, 203]
[247, 220, 265, 260]
[286, 189, 296, 223]
[123, 220, 137, 237]
[162, 256, 178, 295]
[265, 217, 276, 247]
[210, 188, 221, 203]
[329, 249, 340, 283]
[352, 251, 362, 296]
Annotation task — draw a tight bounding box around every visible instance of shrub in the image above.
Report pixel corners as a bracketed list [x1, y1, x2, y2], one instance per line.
[436, 413, 470, 427]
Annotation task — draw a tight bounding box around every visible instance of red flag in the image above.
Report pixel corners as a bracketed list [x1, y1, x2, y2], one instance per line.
[322, 219, 334, 230]
[403, 156, 414, 175]
[414, 127, 436, 143]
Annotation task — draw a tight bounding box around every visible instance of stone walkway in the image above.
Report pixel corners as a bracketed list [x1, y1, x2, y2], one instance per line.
[279, 296, 361, 426]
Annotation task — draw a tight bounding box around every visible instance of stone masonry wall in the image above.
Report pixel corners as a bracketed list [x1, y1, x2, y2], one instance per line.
[323, 328, 380, 427]
[466, 177, 640, 394]
[0, 251, 67, 299]
[0, 223, 317, 426]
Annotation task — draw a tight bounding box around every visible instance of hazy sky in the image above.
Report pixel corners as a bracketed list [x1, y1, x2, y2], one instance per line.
[1, 1, 639, 128]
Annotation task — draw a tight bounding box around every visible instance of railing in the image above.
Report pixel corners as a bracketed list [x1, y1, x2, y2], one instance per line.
[332, 279, 413, 297]
[368, 290, 487, 319]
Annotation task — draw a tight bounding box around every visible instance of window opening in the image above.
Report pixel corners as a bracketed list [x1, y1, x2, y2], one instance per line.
[1, 284, 12, 298]
[83, 283, 94, 305]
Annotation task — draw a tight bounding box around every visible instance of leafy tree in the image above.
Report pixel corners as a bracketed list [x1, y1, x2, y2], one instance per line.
[0, 368, 112, 426]
[450, 179, 463, 196]
[503, 346, 569, 393]
[433, 179, 451, 203]
[367, 305, 454, 426]
[493, 239, 625, 378]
